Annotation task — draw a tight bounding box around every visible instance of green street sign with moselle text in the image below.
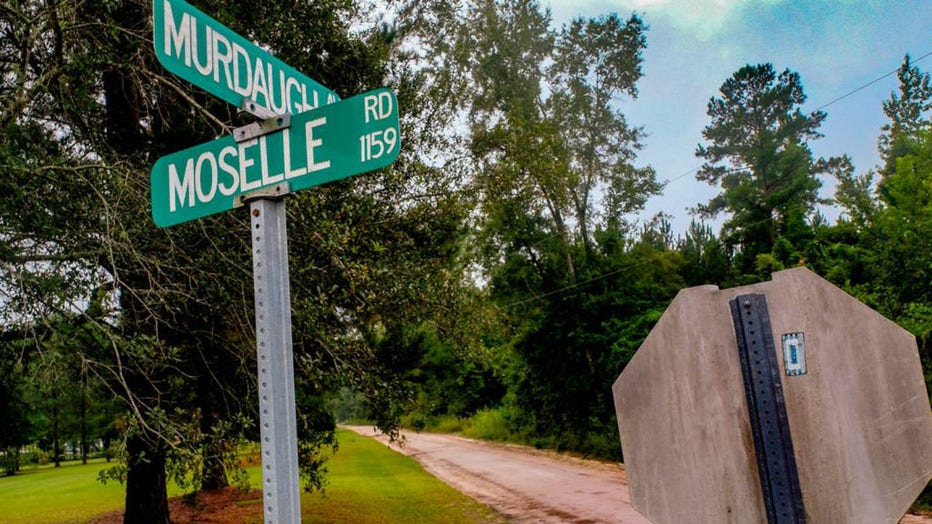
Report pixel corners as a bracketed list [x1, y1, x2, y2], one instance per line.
[151, 88, 400, 227]
[153, 0, 338, 115]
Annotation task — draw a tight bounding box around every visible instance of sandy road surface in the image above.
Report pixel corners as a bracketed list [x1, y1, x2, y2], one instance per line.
[345, 425, 651, 523]
[344, 426, 931, 524]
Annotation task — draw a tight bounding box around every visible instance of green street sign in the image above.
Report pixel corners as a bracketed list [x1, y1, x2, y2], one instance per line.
[153, 0, 338, 115]
[151, 88, 400, 228]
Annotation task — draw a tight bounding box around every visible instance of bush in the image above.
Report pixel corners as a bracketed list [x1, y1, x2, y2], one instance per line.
[1, 448, 19, 476]
[432, 415, 465, 434]
[913, 483, 932, 512]
[462, 408, 515, 441]
[23, 448, 50, 466]
[401, 412, 428, 432]
[581, 431, 622, 461]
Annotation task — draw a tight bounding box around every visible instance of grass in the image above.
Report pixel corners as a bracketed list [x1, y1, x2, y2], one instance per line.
[299, 429, 503, 523]
[0, 458, 123, 524]
[0, 430, 501, 524]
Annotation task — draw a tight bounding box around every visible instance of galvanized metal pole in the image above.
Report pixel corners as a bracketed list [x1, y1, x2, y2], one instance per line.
[250, 196, 301, 524]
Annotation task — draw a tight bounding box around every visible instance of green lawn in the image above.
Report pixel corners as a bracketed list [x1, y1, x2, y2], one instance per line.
[0, 458, 127, 524]
[300, 430, 502, 523]
[0, 430, 502, 524]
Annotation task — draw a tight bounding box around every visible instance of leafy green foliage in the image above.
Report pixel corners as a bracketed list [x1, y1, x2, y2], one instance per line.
[879, 54, 932, 169]
[695, 63, 845, 272]
[2, 0, 478, 521]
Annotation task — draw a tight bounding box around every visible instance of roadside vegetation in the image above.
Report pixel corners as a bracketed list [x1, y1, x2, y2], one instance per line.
[302, 430, 504, 524]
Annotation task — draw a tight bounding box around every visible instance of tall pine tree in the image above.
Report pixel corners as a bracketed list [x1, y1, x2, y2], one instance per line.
[695, 64, 845, 274]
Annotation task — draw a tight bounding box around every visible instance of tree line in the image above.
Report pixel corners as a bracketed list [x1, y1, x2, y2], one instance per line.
[1, 1, 929, 522]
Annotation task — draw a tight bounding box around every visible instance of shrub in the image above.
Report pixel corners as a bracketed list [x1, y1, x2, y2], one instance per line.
[462, 408, 514, 441]
[432, 415, 465, 434]
[1, 448, 19, 476]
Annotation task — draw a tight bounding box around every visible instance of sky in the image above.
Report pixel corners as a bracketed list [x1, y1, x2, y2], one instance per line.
[544, 0, 932, 234]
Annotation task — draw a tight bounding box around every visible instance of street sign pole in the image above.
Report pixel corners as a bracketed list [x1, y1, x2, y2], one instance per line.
[151, 7, 401, 524]
[248, 187, 301, 524]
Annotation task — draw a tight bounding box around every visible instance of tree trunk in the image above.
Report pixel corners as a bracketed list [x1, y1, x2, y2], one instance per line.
[80, 368, 88, 465]
[52, 400, 61, 468]
[196, 346, 229, 491]
[123, 434, 170, 524]
[200, 410, 230, 491]
[201, 447, 230, 491]
[198, 410, 230, 490]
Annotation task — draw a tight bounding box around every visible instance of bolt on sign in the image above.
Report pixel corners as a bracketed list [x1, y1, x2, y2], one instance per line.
[612, 268, 932, 524]
[153, 0, 337, 117]
[151, 88, 400, 227]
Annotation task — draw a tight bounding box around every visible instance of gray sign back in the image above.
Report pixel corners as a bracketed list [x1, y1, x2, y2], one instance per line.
[613, 267, 932, 523]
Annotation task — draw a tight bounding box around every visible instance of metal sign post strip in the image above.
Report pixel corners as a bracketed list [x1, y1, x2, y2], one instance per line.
[729, 294, 805, 524]
[250, 196, 301, 524]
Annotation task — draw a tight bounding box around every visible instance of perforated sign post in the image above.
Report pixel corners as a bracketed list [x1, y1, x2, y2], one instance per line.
[152, 2, 401, 522]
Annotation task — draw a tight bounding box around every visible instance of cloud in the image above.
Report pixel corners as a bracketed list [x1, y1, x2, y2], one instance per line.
[645, 0, 792, 40]
[550, 0, 787, 41]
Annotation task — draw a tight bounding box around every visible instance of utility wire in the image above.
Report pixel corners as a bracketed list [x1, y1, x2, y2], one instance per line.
[661, 49, 932, 185]
[815, 49, 932, 112]
[500, 203, 830, 309]
[501, 50, 932, 308]
[503, 256, 660, 309]
[664, 166, 700, 184]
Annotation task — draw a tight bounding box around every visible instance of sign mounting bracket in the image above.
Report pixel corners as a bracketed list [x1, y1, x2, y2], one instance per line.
[235, 182, 292, 208]
[241, 98, 283, 120]
[234, 112, 292, 143]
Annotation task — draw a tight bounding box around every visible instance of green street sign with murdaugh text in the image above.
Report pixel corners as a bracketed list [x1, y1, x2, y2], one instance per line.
[153, 0, 338, 115]
[151, 88, 401, 228]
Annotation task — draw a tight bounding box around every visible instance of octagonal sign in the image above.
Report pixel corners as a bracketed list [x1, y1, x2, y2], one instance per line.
[612, 267, 932, 523]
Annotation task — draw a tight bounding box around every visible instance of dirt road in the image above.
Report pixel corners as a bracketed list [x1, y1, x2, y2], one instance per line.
[345, 425, 650, 523]
[344, 426, 931, 524]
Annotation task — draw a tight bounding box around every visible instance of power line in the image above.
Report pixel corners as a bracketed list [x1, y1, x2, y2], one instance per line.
[499, 209, 814, 308]
[497, 52, 932, 308]
[664, 166, 700, 184]
[815, 49, 932, 112]
[661, 49, 932, 185]
[502, 255, 661, 309]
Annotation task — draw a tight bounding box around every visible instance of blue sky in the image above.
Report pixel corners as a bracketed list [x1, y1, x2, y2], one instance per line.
[544, 0, 932, 234]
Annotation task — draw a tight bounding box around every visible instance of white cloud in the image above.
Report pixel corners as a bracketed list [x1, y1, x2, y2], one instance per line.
[548, 0, 785, 40]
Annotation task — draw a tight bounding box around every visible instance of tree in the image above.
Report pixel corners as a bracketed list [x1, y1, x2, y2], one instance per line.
[549, 14, 658, 253]
[459, 1, 657, 278]
[677, 220, 730, 286]
[695, 63, 843, 273]
[398, 0, 662, 450]
[866, 128, 932, 316]
[0, 334, 35, 475]
[2, 1, 476, 522]
[878, 54, 932, 172]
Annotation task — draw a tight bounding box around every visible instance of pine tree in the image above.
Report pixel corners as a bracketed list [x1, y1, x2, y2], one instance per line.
[695, 63, 843, 273]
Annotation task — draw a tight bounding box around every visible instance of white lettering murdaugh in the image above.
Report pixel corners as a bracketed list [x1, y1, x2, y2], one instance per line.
[167, 117, 329, 212]
[161, 0, 336, 114]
